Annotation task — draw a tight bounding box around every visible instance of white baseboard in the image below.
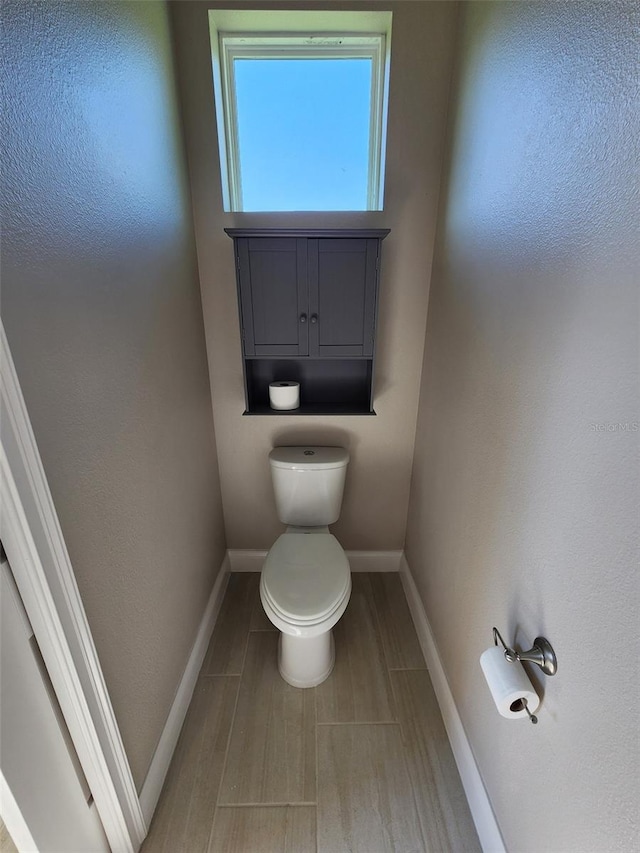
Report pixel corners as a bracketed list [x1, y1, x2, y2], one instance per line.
[139, 556, 230, 825]
[399, 555, 506, 853]
[346, 550, 402, 572]
[227, 549, 266, 573]
[227, 549, 402, 573]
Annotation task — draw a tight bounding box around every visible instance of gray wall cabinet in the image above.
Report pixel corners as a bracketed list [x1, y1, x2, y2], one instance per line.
[226, 228, 389, 415]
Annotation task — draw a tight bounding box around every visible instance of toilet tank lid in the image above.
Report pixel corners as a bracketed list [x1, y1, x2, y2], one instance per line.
[269, 446, 350, 470]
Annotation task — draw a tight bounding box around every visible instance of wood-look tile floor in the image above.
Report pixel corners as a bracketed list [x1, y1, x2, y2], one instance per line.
[142, 573, 480, 853]
[0, 818, 18, 853]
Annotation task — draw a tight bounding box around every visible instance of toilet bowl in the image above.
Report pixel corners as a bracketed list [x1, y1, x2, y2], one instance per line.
[260, 530, 351, 688]
[260, 446, 352, 688]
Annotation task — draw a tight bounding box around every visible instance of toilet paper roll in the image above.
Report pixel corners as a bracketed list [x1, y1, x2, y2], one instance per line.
[269, 381, 300, 410]
[480, 645, 540, 719]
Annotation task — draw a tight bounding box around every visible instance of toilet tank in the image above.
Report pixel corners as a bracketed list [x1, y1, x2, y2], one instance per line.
[269, 446, 349, 526]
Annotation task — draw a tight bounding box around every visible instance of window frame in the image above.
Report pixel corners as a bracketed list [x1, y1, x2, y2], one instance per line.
[212, 31, 389, 212]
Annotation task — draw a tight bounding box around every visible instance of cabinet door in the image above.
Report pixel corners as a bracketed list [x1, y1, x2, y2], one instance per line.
[308, 238, 379, 357]
[237, 237, 309, 356]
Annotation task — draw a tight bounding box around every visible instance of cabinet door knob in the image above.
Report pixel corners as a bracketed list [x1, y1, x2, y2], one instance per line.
[299, 313, 307, 323]
[310, 314, 318, 324]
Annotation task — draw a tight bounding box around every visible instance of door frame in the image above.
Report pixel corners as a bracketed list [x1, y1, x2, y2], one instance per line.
[0, 322, 146, 852]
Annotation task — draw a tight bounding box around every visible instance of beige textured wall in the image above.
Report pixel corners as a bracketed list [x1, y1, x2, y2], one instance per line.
[171, 1, 458, 550]
[405, 2, 639, 851]
[0, 0, 226, 790]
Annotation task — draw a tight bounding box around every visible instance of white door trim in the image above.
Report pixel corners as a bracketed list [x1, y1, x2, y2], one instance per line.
[0, 322, 146, 852]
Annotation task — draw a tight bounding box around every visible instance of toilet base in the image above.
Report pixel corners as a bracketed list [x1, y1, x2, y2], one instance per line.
[278, 630, 335, 688]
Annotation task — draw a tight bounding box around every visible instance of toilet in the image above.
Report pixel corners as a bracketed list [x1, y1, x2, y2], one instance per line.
[260, 446, 352, 688]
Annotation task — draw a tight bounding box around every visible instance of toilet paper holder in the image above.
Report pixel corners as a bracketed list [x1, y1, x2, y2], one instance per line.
[492, 628, 557, 724]
[493, 627, 558, 676]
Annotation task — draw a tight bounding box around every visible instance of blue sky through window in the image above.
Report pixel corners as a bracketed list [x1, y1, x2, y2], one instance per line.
[234, 58, 372, 211]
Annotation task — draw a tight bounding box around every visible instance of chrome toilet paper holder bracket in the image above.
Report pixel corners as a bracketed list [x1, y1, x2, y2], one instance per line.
[493, 627, 558, 677]
[492, 627, 557, 724]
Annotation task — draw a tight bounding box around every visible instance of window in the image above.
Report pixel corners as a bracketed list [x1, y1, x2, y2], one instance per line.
[209, 12, 392, 212]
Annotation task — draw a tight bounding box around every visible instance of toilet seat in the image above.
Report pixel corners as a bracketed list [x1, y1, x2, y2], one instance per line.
[261, 533, 350, 625]
[262, 581, 350, 630]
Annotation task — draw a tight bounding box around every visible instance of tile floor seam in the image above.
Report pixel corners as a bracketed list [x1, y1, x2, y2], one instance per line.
[206, 640, 246, 851]
[388, 664, 432, 853]
[238, 616, 252, 676]
[367, 573, 392, 673]
[179, 686, 215, 851]
[382, 578, 432, 853]
[387, 666, 428, 672]
[215, 802, 317, 809]
[316, 720, 401, 727]
[200, 673, 243, 679]
[370, 573, 401, 721]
